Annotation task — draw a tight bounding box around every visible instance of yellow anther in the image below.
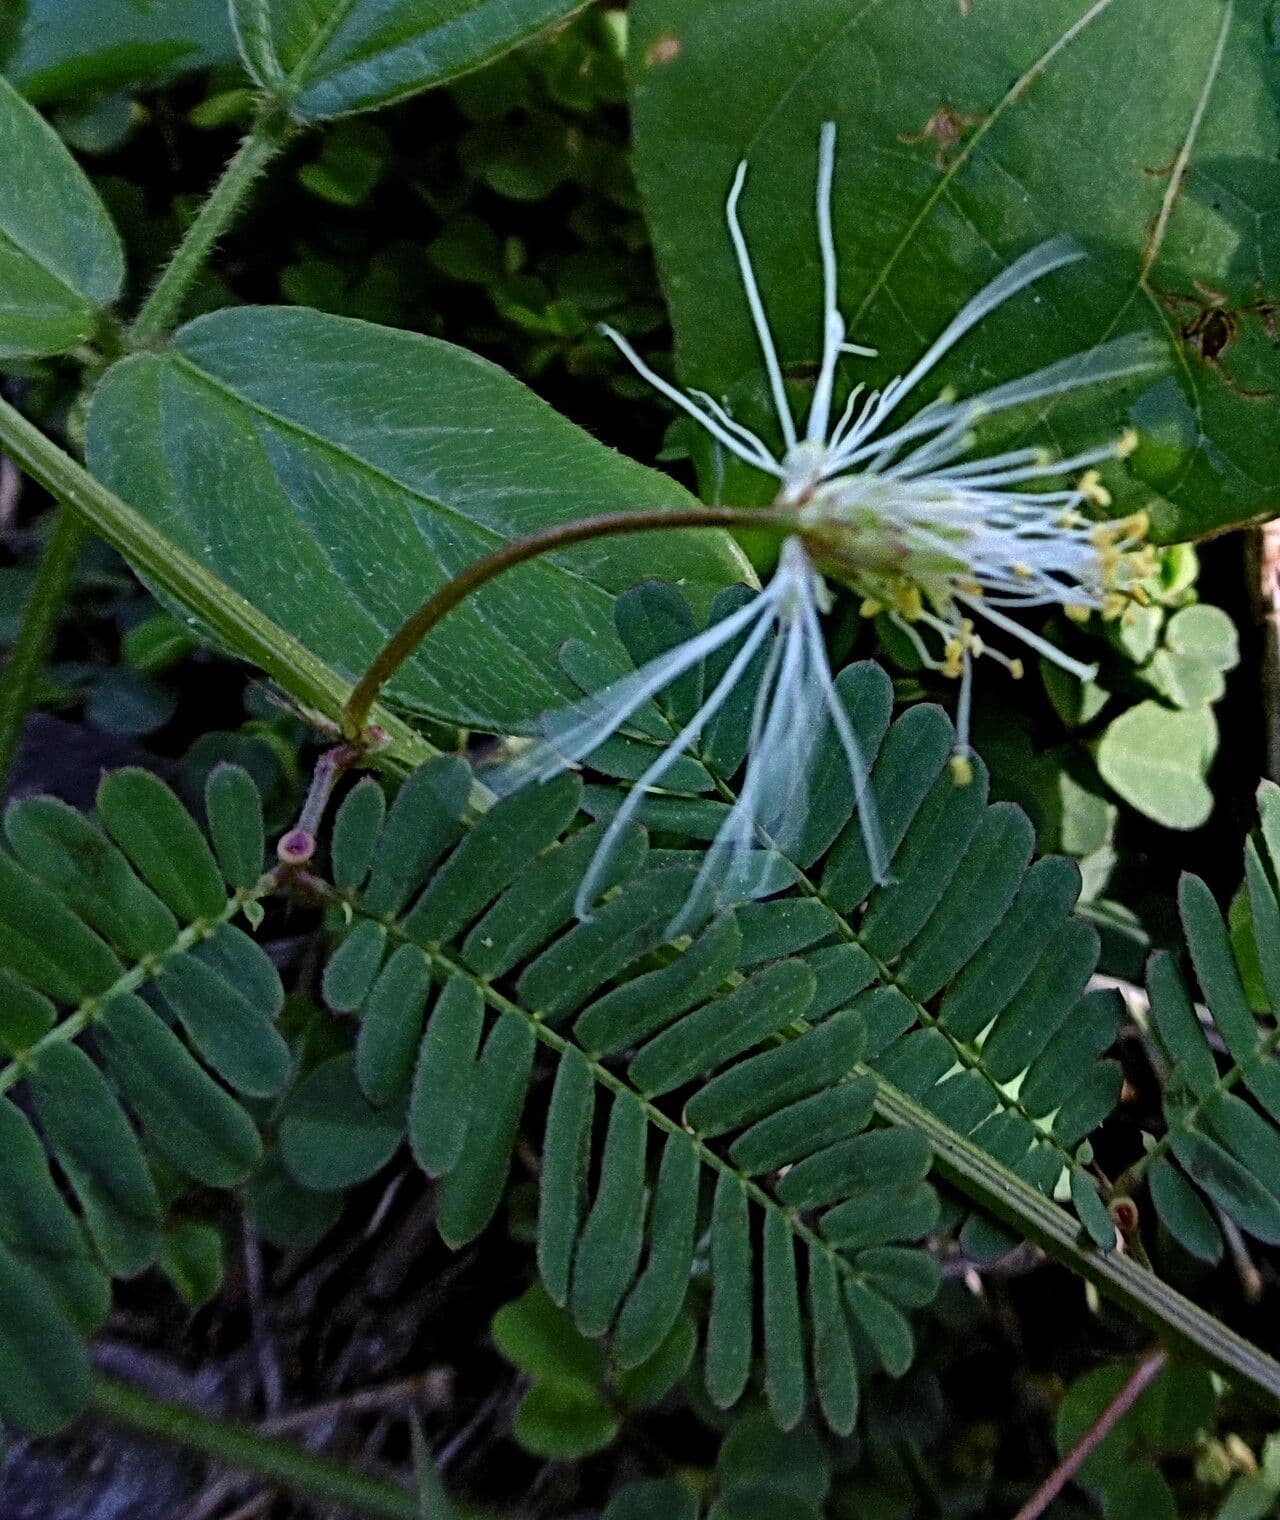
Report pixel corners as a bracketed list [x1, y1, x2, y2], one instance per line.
[957, 578, 983, 598]
[1008, 658, 1025, 680]
[1012, 562, 1033, 579]
[1064, 603, 1091, 623]
[893, 584, 924, 620]
[1078, 469, 1112, 509]
[1115, 427, 1140, 459]
[1102, 591, 1128, 620]
[950, 753, 974, 786]
[859, 597, 884, 618]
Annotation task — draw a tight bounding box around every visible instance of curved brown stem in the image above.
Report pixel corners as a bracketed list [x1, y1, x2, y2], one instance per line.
[341, 505, 794, 737]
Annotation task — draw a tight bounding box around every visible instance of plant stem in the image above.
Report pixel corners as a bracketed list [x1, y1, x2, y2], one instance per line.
[342, 505, 792, 736]
[1010, 1351, 1168, 1520]
[89, 1377, 419, 1520]
[129, 112, 290, 347]
[872, 1079, 1280, 1410]
[0, 504, 85, 794]
[0, 393, 440, 778]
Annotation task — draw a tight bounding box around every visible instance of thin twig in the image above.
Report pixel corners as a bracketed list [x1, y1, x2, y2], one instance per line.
[261, 1377, 428, 1437]
[1011, 1351, 1168, 1520]
[340, 505, 794, 737]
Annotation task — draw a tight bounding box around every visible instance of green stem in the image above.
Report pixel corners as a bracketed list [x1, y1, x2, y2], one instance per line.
[0, 505, 86, 793]
[0, 393, 439, 778]
[129, 112, 291, 347]
[89, 1377, 419, 1520]
[342, 506, 794, 737]
[872, 1079, 1280, 1410]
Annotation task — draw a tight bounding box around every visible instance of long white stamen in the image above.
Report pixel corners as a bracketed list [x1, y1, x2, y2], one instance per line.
[799, 593, 890, 883]
[807, 122, 844, 445]
[504, 593, 776, 789]
[599, 324, 785, 477]
[958, 594, 1099, 681]
[574, 609, 777, 919]
[726, 160, 798, 452]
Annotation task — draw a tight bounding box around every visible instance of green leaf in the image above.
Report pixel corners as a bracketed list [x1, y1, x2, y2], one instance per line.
[762, 1210, 805, 1429]
[806, 1246, 858, 1436]
[28, 1041, 161, 1277]
[360, 758, 470, 918]
[614, 1313, 697, 1408]
[613, 1130, 700, 1369]
[161, 1220, 226, 1307]
[512, 1381, 619, 1460]
[0, 852, 122, 1001]
[575, 908, 741, 1056]
[1143, 604, 1240, 709]
[330, 777, 386, 892]
[630, 0, 1280, 540]
[1097, 702, 1216, 828]
[158, 947, 291, 1098]
[96, 769, 227, 924]
[0, 1096, 109, 1333]
[280, 1053, 405, 1191]
[705, 1172, 751, 1408]
[0, 73, 123, 359]
[685, 1006, 865, 1138]
[410, 976, 485, 1178]
[5, 797, 178, 961]
[205, 764, 266, 893]
[627, 958, 816, 1097]
[96, 992, 262, 1187]
[322, 919, 388, 1013]
[356, 943, 431, 1105]
[1149, 1155, 1222, 1263]
[538, 1047, 594, 1307]
[0, 969, 55, 1055]
[570, 1091, 648, 1336]
[4, 0, 234, 103]
[0, 1237, 91, 1435]
[231, 0, 590, 120]
[87, 310, 748, 732]
[436, 1011, 535, 1247]
[492, 1283, 604, 1390]
[603, 1483, 699, 1520]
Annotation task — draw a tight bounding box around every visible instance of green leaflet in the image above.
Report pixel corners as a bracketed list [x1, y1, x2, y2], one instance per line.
[205, 764, 267, 894]
[95, 993, 262, 1187]
[538, 1048, 595, 1307]
[410, 976, 486, 1178]
[436, 1012, 535, 1247]
[97, 768, 227, 924]
[27, 1041, 162, 1278]
[613, 1131, 700, 1369]
[280, 1053, 406, 1191]
[357, 943, 431, 1106]
[570, 1092, 649, 1336]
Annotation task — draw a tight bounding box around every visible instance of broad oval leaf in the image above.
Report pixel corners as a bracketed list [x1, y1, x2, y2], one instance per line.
[0, 73, 124, 359]
[232, 0, 589, 119]
[630, 0, 1280, 540]
[4, 0, 236, 105]
[86, 308, 750, 732]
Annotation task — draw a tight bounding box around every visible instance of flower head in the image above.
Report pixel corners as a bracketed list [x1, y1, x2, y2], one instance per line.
[603, 123, 1160, 773]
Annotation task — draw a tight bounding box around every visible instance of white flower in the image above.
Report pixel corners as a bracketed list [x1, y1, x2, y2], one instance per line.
[603, 123, 1158, 776]
[501, 534, 884, 934]
[509, 123, 1158, 928]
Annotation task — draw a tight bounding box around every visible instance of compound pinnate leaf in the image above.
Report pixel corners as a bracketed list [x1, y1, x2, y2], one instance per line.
[0, 74, 123, 359]
[87, 310, 748, 733]
[232, 0, 590, 120]
[630, 0, 1278, 541]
